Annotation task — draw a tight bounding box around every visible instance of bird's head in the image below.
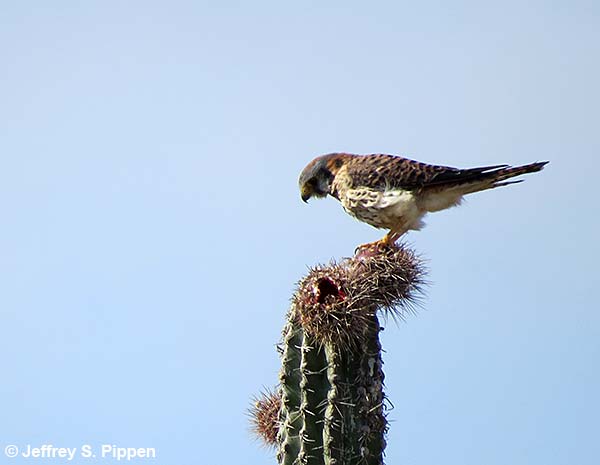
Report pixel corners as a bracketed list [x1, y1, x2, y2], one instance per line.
[298, 153, 348, 202]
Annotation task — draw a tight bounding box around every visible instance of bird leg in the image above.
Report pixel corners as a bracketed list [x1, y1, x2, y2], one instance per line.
[383, 231, 402, 244]
[354, 230, 401, 254]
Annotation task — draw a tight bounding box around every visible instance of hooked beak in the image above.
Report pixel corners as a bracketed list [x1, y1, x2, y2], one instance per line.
[301, 186, 312, 203]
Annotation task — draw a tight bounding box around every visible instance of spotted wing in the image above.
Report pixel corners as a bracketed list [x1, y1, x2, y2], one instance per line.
[344, 154, 509, 191]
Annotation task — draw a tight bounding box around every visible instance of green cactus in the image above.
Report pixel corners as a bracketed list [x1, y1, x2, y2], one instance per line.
[251, 244, 424, 465]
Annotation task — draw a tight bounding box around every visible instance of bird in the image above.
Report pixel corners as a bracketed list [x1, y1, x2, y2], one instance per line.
[298, 153, 548, 248]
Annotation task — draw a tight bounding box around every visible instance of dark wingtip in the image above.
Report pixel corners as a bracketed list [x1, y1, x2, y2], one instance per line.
[526, 160, 549, 173]
[494, 179, 524, 188]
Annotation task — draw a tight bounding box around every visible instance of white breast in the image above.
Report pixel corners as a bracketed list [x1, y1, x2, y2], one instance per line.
[341, 187, 424, 231]
[419, 189, 464, 212]
[379, 189, 423, 228]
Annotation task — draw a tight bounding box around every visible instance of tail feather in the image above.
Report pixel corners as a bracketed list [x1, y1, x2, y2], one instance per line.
[419, 160, 548, 213]
[493, 179, 524, 188]
[492, 161, 549, 184]
[425, 161, 548, 189]
[458, 161, 548, 195]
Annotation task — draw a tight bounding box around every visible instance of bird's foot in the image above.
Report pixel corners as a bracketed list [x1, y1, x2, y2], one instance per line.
[354, 233, 399, 256]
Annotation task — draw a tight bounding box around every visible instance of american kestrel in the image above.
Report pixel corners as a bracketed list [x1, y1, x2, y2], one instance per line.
[299, 153, 548, 246]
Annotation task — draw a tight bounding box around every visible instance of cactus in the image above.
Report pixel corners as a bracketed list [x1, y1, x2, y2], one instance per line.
[251, 243, 424, 465]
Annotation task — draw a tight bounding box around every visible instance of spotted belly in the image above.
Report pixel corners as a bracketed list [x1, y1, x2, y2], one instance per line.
[339, 187, 425, 231]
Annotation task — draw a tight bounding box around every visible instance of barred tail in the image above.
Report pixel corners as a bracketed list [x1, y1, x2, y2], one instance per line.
[458, 161, 549, 194]
[489, 161, 549, 187]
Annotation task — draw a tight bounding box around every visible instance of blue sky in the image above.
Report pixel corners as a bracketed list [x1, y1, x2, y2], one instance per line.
[1, 2, 598, 464]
